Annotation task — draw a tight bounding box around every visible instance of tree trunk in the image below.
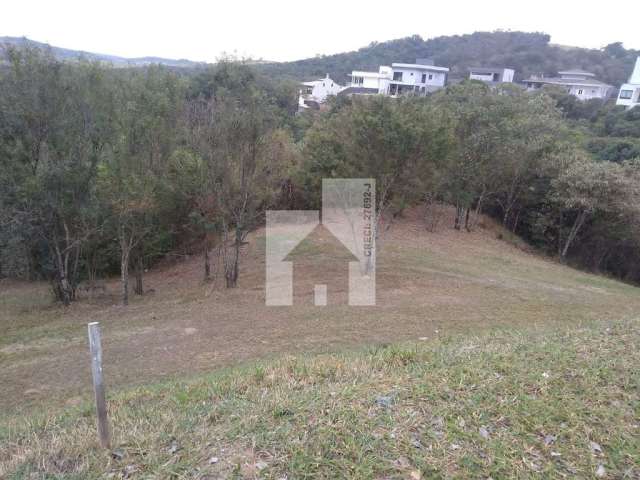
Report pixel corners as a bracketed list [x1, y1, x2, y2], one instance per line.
[593, 248, 609, 272]
[502, 206, 511, 227]
[119, 225, 132, 306]
[134, 249, 143, 296]
[557, 211, 564, 257]
[501, 176, 521, 227]
[511, 208, 521, 233]
[464, 208, 471, 232]
[52, 240, 74, 306]
[132, 243, 144, 296]
[561, 210, 587, 259]
[472, 191, 485, 229]
[225, 236, 240, 288]
[87, 252, 97, 291]
[121, 253, 129, 305]
[203, 236, 211, 282]
[454, 204, 465, 230]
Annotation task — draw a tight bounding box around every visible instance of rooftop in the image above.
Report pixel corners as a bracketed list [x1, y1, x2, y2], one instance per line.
[558, 70, 596, 77]
[349, 71, 389, 78]
[469, 67, 513, 73]
[524, 76, 612, 88]
[392, 63, 449, 72]
[301, 74, 337, 87]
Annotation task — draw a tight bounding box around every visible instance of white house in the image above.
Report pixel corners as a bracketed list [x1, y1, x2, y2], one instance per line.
[616, 57, 640, 109]
[387, 59, 449, 96]
[469, 67, 515, 83]
[523, 70, 612, 100]
[298, 74, 343, 109]
[345, 66, 392, 95]
[345, 59, 449, 97]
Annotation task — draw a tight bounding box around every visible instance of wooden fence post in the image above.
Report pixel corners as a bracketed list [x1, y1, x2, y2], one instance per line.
[88, 322, 110, 449]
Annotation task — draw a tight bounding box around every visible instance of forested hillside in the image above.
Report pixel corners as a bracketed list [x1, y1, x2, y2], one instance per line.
[1, 44, 640, 307]
[258, 31, 639, 86]
[5, 32, 639, 87]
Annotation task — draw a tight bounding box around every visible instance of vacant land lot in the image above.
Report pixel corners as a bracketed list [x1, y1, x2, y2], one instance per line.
[1, 208, 639, 417]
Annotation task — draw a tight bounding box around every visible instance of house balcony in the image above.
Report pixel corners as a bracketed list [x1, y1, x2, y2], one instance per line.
[387, 81, 443, 97]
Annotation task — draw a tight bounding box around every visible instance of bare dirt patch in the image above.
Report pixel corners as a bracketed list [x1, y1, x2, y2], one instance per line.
[1, 206, 638, 414]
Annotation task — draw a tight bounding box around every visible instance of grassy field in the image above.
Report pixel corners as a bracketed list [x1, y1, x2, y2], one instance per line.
[1, 318, 638, 478]
[1, 207, 639, 478]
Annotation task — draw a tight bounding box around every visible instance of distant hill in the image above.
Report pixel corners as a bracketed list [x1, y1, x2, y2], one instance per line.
[3, 32, 639, 87]
[257, 32, 640, 87]
[0, 36, 204, 68]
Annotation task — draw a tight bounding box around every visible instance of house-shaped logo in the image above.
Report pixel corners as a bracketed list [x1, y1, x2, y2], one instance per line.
[266, 179, 376, 306]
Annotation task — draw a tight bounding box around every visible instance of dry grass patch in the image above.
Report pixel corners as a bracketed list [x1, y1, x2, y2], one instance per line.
[1, 205, 640, 420]
[1, 317, 639, 478]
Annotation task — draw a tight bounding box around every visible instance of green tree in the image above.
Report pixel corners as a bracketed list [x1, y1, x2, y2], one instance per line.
[0, 47, 112, 304]
[98, 66, 185, 304]
[300, 95, 446, 273]
[549, 154, 636, 259]
[186, 61, 297, 287]
[431, 82, 567, 231]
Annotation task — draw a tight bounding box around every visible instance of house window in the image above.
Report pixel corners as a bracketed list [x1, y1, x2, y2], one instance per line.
[578, 89, 583, 95]
[428, 74, 433, 80]
[353, 76, 364, 86]
[421, 73, 426, 83]
[619, 89, 634, 99]
[393, 71, 403, 81]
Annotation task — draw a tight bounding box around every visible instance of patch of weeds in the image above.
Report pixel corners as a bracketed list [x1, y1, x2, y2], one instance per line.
[379, 344, 420, 367]
[252, 365, 266, 384]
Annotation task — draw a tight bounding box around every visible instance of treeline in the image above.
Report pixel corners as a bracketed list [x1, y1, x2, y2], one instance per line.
[0, 46, 299, 304]
[543, 88, 640, 162]
[2, 46, 640, 306]
[258, 31, 639, 87]
[300, 87, 640, 280]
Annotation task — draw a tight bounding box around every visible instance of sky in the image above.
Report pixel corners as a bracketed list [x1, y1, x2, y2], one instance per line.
[1, 0, 638, 63]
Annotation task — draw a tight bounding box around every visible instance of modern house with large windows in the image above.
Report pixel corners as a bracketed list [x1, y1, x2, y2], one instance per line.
[344, 59, 449, 97]
[616, 57, 640, 109]
[387, 59, 449, 95]
[303, 60, 449, 101]
[343, 66, 393, 95]
[523, 70, 612, 100]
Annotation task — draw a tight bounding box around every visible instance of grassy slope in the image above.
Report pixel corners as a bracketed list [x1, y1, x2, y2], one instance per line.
[1, 318, 638, 478]
[1, 207, 639, 478]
